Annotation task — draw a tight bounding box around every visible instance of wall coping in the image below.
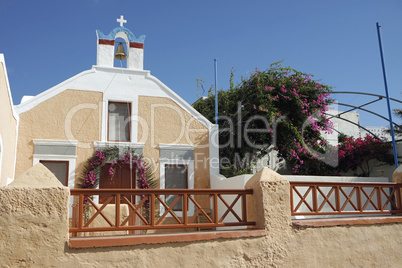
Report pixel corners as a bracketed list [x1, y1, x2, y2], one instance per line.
[292, 216, 402, 227]
[69, 229, 266, 248]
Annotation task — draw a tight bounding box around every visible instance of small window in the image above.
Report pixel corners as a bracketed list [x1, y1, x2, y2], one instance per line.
[40, 161, 69, 186]
[108, 102, 131, 141]
[165, 164, 188, 210]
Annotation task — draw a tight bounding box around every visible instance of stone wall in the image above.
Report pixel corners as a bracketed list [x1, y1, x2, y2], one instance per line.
[0, 164, 70, 267]
[1, 165, 401, 267]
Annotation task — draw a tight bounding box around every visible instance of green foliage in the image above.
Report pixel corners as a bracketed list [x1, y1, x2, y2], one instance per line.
[193, 62, 333, 175]
[395, 108, 402, 118]
[219, 162, 255, 178]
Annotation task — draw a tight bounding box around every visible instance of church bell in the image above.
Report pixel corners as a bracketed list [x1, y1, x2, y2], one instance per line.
[114, 42, 128, 60]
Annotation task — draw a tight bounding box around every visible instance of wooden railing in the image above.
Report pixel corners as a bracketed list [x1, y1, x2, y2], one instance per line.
[290, 181, 402, 216]
[69, 189, 254, 235]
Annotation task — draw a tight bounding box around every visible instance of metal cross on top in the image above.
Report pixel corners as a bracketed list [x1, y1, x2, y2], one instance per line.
[117, 15, 127, 27]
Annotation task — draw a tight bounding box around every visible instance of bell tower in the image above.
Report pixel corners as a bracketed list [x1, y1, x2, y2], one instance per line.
[96, 15, 146, 70]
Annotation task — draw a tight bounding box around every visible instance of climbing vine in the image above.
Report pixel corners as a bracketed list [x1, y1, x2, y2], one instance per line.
[79, 146, 155, 219]
[79, 146, 155, 190]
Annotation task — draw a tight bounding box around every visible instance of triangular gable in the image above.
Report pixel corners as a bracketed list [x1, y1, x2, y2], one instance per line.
[14, 66, 215, 130]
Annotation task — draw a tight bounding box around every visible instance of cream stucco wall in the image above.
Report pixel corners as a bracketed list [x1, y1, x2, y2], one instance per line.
[15, 89, 102, 184]
[0, 60, 18, 186]
[15, 91, 210, 190]
[138, 96, 210, 189]
[1, 165, 401, 267]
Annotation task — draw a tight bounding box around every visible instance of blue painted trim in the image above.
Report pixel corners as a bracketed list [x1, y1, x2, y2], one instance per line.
[96, 27, 145, 43]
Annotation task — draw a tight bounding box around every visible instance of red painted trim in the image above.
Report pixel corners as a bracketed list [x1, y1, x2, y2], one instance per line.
[99, 39, 115, 46]
[129, 42, 144, 49]
[69, 229, 266, 248]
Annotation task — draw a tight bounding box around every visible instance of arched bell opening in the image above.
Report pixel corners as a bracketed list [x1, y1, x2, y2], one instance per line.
[96, 23, 145, 70]
[113, 33, 129, 68]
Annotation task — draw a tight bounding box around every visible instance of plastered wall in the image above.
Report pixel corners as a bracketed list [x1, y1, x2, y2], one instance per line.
[1, 165, 401, 267]
[138, 96, 210, 189]
[14, 92, 210, 190]
[14, 89, 103, 184]
[0, 61, 17, 186]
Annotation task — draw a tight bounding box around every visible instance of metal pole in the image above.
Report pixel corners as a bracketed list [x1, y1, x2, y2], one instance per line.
[214, 58, 218, 124]
[376, 22, 399, 168]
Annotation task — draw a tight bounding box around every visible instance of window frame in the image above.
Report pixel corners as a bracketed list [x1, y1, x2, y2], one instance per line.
[107, 101, 132, 142]
[164, 164, 189, 211]
[39, 160, 69, 186]
[165, 164, 189, 189]
[32, 139, 77, 190]
[159, 159, 194, 217]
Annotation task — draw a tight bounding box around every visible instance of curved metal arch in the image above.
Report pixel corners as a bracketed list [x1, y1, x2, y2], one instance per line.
[331, 91, 402, 104]
[327, 97, 382, 119]
[323, 113, 381, 140]
[336, 102, 400, 128]
[329, 91, 401, 129]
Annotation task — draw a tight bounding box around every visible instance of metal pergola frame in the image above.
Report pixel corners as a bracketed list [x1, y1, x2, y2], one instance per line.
[328, 91, 401, 139]
[324, 91, 402, 147]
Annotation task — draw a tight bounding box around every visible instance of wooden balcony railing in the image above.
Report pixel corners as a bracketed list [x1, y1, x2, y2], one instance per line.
[290, 181, 402, 216]
[69, 189, 255, 235]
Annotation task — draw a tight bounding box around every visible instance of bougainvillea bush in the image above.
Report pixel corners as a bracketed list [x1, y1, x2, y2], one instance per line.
[336, 134, 394, 177]
[193, 62, 333, 176]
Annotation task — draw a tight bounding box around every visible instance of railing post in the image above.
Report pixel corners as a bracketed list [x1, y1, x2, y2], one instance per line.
[377, 187, 383, 212]
[289, 184, 294, 215]
[78, 194, 84, 230]
[214, 193, 218, 224]
[242, 193, 247, 223]
[116, 194, 120, 228]
[151, 194, 155, 227]
[357, 186, 362, 212]
[183, 193, 188, 225]
[313, 186, 318, 213]
[335, 186, 340, 213]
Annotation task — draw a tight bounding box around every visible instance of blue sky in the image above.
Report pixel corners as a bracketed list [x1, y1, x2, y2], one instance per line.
[1, 0, 401, 127]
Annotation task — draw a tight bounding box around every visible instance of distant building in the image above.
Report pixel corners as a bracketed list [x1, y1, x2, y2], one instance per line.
[321, 110, 360, 146]
[361, 126, 393, 141]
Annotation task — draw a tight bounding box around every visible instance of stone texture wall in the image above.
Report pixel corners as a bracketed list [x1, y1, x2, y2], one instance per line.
[245, 168, 402, 267]
[0, 164, 70, 267]
[1, 165, 401, 267]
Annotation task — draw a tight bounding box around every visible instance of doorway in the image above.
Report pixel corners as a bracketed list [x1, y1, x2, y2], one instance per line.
[99, 164, 136, 203]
